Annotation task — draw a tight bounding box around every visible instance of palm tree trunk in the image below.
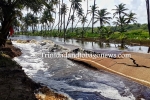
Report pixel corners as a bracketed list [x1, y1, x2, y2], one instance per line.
[60, 0, 64, 33]
[119, 13, 123, 33]
[83, 0, 89, 27]
[41, 24, 43, 33]
[58, 0, 61, 32]
[65, 4, 73, 33]
[92, 0, 96, 34]
[146, 0, 150, 37]
[71, 18, 74, 33]
[63, 13, 65, 42]
[75, 19, 80, 29]
[32, 24, 34, 33]
[82, 23, 85, 38]
[86, 18, 92, 31]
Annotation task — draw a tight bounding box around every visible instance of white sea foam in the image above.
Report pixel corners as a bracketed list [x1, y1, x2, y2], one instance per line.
[12, 41, 135, 100]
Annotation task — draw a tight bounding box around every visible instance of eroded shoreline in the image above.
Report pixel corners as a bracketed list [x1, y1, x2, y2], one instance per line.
[0, 40, 68, 100]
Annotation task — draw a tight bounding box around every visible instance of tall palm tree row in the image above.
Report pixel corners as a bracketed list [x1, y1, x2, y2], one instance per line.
[0, 0, 139, 46]
[25, 1, 137, 38]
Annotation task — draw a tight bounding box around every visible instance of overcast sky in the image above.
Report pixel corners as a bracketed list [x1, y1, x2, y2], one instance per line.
[58, 0, 147, 28]
[23, 0, 147, 28]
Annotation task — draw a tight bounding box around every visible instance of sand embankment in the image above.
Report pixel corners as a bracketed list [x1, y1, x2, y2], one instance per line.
[68, 52, 150, 87]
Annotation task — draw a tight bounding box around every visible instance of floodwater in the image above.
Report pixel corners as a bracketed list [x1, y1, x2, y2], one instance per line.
[11, 35, 150, 53]
[12, 35, 150, 100]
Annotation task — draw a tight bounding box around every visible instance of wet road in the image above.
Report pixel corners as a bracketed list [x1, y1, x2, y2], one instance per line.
[13, 40, 150, 100]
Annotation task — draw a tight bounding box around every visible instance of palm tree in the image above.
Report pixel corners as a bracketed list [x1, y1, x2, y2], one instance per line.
[42, 9, 51, 30]
[92, 0, 96, 33]
[80, 16, 88, 38]
[146, 0, 150, 37]
[75, 8, 84, 29]
[23, 13, 33, 33]
[126, 11, 137, 24]
[32, 16, 38, 33]
[47, 3, 56, 31]
[94, 9, 112, 27]
[40, 16, 45, 33]
[114, 15, 135, 48]
[65, 0, 82, 33]
[113, 3, 128, 18]
[49, 16, 55, 31]
[82, 0, 89, 33]
[61, 3, 68, 42]
[112, 21, 119, 33]
[50, 1, 59, 20]
[0, 0, 52, 46]
[70, 15, 76, 33]
[60, 0, 64, 33]
[51, 0, 60, 32]
[87, 4, 98, 30]
[114, 15, 127, 32]
[112, 3, 128, 33]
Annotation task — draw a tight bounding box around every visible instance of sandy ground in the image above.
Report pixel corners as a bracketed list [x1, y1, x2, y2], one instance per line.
[68, 52, 150, 88]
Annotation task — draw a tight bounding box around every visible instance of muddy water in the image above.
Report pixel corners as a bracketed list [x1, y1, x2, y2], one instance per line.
[12, 35, 150, 53]
[12, 35, 150, 100]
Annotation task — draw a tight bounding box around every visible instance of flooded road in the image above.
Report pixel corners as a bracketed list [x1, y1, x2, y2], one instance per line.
[12, 35, 150, 100]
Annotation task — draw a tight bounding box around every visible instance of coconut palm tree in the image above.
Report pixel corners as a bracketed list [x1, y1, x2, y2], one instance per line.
[75, 8, 84, 29]
[113, 3, 128, 18]
[92, 0, 96, 33]
[70, 15, 76, 33]
[126, 11, 137, 24]
[60, 0, 64, 33]
[23, 13, 33, 32]
[114, 15, 128, 48]
[80, 15, 88, 38]
[49, 16, 55, 31]
[40, 16, 45, 33]
[32, 16, 39, 33]
[65, 0, 82, 33]
[115, 15, 127, 32]
[0, 0, 52, 46]
[50, 0, 59, 28]
[51, 0, 60, 32]
[112, 3, 128, 33]
[112, 21, 119, 33]
[87, 4, 98, 31]
[82, 0, 89, 31]
[94, 9, 112, 27]
[146, 0, 150, 37]
[61, 3, 68, 42]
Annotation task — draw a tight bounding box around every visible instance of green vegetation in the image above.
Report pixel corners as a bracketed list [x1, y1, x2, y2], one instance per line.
[0, 0, 150, 47]
[16, 23, 149, 40]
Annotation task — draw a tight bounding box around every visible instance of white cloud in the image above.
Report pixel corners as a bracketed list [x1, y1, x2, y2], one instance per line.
[61, 0, 147, 28]
[23, 0, 148, 28]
